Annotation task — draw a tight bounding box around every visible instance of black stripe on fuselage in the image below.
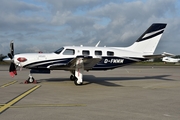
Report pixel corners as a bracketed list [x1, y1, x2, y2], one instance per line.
[25, 57, 147, 70]
[23, 58, 73, 68]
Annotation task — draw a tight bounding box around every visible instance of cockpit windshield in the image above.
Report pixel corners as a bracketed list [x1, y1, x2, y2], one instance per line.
[54, 47, 64, 54]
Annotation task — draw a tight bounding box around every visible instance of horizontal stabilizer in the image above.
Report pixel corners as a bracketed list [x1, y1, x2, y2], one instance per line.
[161, 52, 175, 57]
[143, 52, 175, 59]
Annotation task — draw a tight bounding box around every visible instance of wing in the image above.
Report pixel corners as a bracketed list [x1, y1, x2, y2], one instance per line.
[47, 56, 101, 70]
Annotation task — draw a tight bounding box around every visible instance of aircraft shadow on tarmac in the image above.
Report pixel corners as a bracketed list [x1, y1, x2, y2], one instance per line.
[39, 74, 174, 86]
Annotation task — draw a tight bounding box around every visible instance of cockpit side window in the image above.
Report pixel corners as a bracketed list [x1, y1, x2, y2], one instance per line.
[63, 49, 75, 55]
[54, 47, 64, 54]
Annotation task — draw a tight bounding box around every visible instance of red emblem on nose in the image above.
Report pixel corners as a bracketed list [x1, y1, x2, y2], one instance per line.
[17, 57, 27, 62]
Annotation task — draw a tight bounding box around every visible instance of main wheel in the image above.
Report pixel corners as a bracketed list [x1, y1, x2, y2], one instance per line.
[70, 75, 75, 81]
[74, 78, 83, 85]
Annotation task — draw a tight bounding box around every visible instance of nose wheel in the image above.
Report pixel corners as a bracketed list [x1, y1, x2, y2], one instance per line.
[24, 74, 37, 84]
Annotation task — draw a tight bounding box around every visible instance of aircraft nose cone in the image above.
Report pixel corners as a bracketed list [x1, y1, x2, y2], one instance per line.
[3, 57, 13, 63]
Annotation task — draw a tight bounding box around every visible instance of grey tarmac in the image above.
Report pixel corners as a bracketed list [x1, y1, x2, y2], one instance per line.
[0, 65, 180, 120]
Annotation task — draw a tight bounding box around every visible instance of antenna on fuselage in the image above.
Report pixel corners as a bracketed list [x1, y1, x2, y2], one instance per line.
[95, 41, 100, 47]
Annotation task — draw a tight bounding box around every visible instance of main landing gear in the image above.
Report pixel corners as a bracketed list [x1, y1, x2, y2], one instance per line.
[70, 58, 84, 85]
[70, 74, 83, 85]
[70, 75, 75, 81]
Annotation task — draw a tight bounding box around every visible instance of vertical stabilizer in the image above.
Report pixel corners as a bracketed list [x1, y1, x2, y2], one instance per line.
[126, 23, 167, 55]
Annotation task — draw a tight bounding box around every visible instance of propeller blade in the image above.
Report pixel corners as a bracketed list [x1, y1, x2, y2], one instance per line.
[10, 41, 14, 57]
[8, 53, 13, 59]
[9, 62, 16, 72]
[9, 62, 17, 77]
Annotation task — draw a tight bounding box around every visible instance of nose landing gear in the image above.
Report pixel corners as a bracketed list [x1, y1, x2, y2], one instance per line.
[24, 74, 37, 84]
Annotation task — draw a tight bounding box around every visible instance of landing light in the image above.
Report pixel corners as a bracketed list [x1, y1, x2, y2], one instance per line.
[17, 57, 27, 62]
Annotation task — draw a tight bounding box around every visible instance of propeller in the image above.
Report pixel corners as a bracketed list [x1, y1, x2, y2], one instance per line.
[8, 41, 17, 77]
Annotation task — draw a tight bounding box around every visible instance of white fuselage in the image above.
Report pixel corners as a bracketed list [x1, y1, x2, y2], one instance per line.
[13, 46, 145, 70]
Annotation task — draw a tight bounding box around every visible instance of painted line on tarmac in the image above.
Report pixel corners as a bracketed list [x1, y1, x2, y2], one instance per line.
[0, 85, 41, 114]
[0, 104, 5, 108]
[0, 80, 17, 88]
[10, 104, 86, 108]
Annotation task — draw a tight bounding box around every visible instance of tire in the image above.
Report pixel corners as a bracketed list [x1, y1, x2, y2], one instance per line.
[27, 77, 35, 83]
[70, 75, 75, 81]
[74, 78, 83, 85]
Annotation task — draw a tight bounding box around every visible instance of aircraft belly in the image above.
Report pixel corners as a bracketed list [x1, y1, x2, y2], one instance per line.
[30, 69, 50, 74]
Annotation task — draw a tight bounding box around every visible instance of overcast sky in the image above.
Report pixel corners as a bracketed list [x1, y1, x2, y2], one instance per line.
[0, 0, 180, 55]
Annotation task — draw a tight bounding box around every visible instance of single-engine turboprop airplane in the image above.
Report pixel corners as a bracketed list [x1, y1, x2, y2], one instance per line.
[3, 23, 167, 85]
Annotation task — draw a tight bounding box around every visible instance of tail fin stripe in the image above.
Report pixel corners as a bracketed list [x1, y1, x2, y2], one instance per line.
[140, 30, 164, 41]
[136, 23, 167, 42]
[142, 28, 165, 39]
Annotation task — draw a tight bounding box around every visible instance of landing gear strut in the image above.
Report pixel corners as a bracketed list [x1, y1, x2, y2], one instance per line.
[70, 58, 84, 85]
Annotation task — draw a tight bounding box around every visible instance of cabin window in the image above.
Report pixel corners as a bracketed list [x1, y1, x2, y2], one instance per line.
[63, 49, 75, 55]
[54, 47, 64, 54]
[95, 51, 102, 56]
[82, 50, 90, 56]
[107, 51, 114, 56]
